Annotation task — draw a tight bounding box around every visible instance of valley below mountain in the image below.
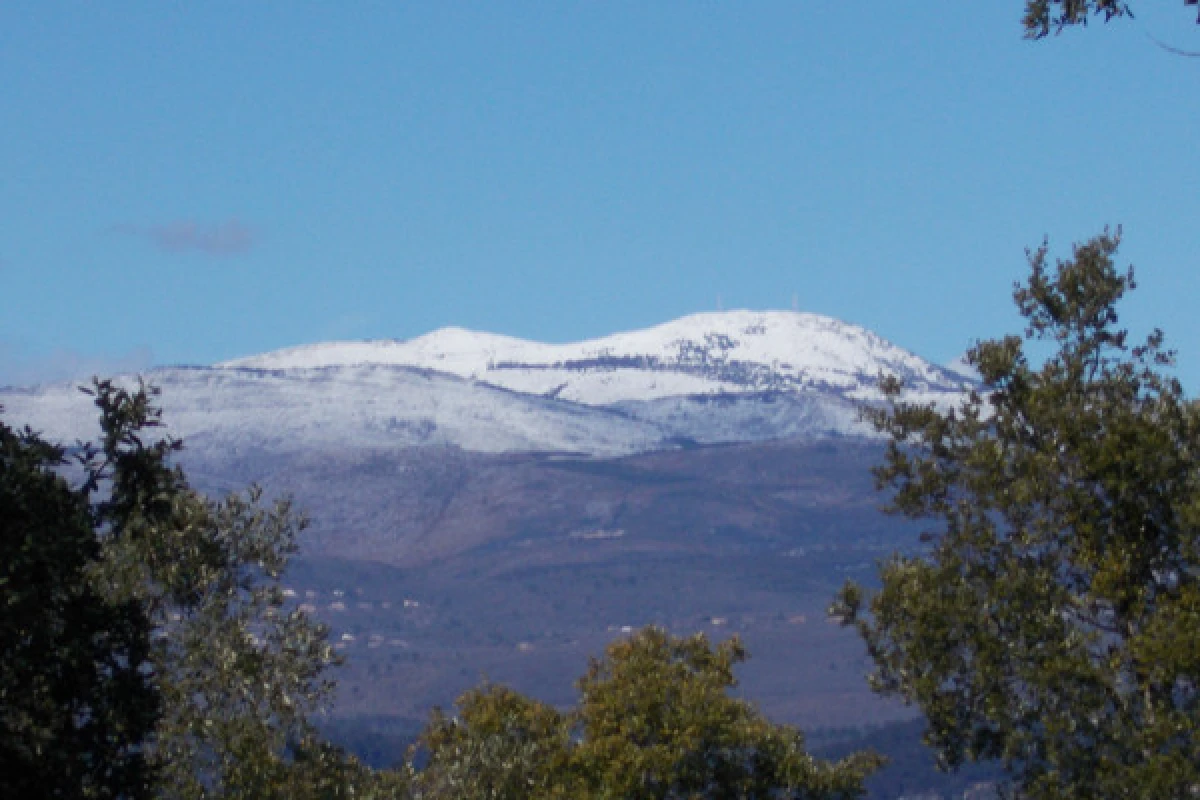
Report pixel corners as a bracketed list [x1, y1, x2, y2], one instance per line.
[184, 437, 919, 728]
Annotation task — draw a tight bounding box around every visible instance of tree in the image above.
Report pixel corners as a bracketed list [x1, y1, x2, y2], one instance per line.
[16, 379, 395, 799]
[572, 627, 884, 800]
[0, 413, 159, 798]
[1021, 1, 1199, 38]
[833, 230, 1200, 798]
[83, 380, 396, 798]
[413, 684, 574, 799]
[412, 626, 884, 800]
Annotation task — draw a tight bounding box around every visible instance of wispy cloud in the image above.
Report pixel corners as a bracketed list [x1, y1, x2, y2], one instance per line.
[112, 219, 258, 256]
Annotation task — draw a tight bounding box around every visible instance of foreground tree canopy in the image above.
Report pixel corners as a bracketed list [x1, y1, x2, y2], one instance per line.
[834, 230, 1200, 798]
[2, 382, 400, 799]
[0, 410, 158, 798]
[412, 626, 884, 800]
[82, 382, 359, 799]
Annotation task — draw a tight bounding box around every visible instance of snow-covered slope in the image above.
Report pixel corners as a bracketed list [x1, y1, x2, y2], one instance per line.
[0, 365, 665, 457]
[611, 391, 870, 445]
[4, 311, 971, 457]
[944, 352, 981, 383]
[224, 311, 964, 406]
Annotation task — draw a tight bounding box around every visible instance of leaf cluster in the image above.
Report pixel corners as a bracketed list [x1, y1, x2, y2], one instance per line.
[1022, 0, 1132, 38]
[1021, 1, 1200, 39]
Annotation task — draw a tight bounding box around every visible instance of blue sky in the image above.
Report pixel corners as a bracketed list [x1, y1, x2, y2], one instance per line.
[2, 3, 1197, 389]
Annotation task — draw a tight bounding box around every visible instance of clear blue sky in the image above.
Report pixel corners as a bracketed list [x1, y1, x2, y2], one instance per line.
[2, 3, 1197, 389]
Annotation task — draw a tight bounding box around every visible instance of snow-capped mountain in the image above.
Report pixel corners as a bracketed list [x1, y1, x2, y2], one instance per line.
[3, 311, 971, 456]
[226, 311, 964, 405]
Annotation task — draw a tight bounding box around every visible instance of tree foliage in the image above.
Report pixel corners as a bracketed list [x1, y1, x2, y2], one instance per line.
[0, 412, 158, 798]
[80, 379, 398, 798]
[414, 684, 573, 799]
[1021, 1, 1199, 38]
[1, 380, 403, 798]
[833, 231, 1200, 798]
[1023, 0, 1132, 37]
[412, 626, 883, 800]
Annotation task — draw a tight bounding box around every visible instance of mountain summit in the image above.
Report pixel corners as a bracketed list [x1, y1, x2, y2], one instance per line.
[224, 311, 964, 407]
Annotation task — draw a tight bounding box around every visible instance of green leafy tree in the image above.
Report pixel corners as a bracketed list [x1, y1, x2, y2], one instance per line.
[413, 626, 883, 800]
[572, 627, 884, 800]
[414, 684, 574, 799]
[833, 231, 1200, 798]
[74, 380, 390, 799]
[0, 413, 159, 798]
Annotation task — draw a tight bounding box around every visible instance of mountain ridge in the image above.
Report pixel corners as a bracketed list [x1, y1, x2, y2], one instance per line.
[223, 310, 968, 406]
[4, 311, 971, 456]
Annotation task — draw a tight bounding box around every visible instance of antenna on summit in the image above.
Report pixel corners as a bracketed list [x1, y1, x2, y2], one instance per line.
[716, 293, 724, 311]
[791, 293, 799, 312]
